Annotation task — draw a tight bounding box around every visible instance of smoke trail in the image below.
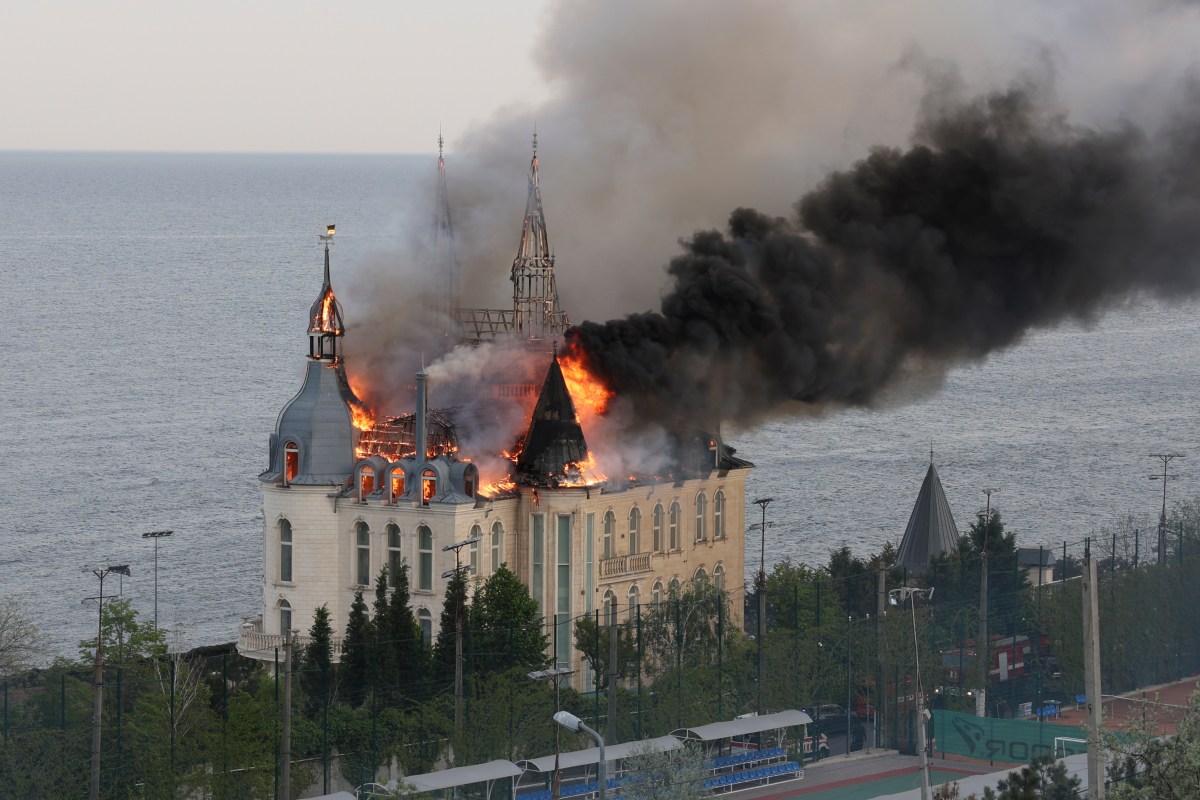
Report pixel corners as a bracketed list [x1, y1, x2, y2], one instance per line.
[568, 76, 1200, 430]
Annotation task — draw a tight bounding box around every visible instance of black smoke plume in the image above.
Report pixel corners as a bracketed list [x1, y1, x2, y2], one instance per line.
[568, 78, 1200, 431]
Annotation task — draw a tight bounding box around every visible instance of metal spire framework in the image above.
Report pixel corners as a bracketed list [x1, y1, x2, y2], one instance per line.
[511, 133, 568, 340]
[433, 131, 463, 334]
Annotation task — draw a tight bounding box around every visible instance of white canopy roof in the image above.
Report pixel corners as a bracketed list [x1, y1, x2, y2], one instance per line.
[405, 760, 523, 792]
[518, 735, 682, 772]
[670, 710, 812, 742]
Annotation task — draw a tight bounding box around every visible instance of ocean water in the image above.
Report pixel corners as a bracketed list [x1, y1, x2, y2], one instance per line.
[2, 151, 1197, 658]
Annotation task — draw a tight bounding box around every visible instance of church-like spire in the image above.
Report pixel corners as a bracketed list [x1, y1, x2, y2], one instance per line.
[896, 458, 960, 574]
[511, 132, 565, 339]
[308, 225, 345, 361]
[517, 354, 589, 480]
[433, 131, 462, 332]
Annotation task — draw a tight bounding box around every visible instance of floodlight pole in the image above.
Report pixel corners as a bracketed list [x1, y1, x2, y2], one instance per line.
[892, 587, 933, 800]
[87, 564, 130, 800]
[142, 530, 174, 629]
[978, 489, 998, 718]
[752, 497, 773, 716]
[531, 668, 575, 800]
[443, 535, 481, 733]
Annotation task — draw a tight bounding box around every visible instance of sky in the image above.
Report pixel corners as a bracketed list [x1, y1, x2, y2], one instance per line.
[6, 0, 1199, 157]
[3, 0, 554, 153]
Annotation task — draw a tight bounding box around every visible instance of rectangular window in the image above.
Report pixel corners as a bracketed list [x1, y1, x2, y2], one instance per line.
[532, 514, 545, 617]
[356, 527, 371, 586]
[585, 513, 594, 613]
[557, 514, 572, 668]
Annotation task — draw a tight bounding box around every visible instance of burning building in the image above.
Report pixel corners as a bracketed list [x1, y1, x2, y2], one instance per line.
[238, 144, 751, 679]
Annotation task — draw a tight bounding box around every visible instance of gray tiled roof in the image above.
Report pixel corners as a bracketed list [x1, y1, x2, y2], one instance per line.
[896, 463, 960, 574]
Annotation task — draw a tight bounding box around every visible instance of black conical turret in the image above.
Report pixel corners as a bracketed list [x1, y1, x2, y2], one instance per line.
[517, 355, 590, 478]
[896, 459, 960, 574]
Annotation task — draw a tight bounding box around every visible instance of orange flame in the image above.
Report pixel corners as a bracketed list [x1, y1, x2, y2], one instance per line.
[559, 352, 613, 419]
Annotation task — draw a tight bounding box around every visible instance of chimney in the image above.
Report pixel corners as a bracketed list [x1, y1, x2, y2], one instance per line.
[415, 366, 428, 462]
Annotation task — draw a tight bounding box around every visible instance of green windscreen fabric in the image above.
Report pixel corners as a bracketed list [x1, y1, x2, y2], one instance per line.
[932, 709, 1087, 763]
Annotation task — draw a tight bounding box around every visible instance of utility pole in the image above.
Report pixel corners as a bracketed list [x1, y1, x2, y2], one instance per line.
[1149, 454, 1183, 565]
[890, 588, 935, 800]
[442, 534, 481, 733]
[1081, 558, 1105, 799]
[876, 568, 886, 749]
[607, 616, 619, 744]
[751, 497, 773, 717]
[86, 564, 130, 800]
[281, 628, 294, 800]
[978, 489, 998, 718]
[530, 667, 575, 800]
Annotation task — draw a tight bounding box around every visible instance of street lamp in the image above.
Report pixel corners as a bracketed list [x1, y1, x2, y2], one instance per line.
[531, 667, 576, 800]
[750, 497, 773, 716]
[141, 529, 174, 629]
[443, 534, 482, 732]
[555, 710, 606, 800]
[890, 587, 935, 800]
[84, 564, 131, 800]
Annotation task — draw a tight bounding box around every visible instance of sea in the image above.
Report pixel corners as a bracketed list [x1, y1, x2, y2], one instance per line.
[3, 151, 1199, 659]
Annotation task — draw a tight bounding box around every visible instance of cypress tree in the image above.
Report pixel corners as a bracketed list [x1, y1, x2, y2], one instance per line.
[471, 565, 549, 675]
[388, 561, 422, 704]
[301, 604, 334, 716]
[340, 589, 371, 706]
[371, 566, 396, 696]
[433, 568, 469, 683]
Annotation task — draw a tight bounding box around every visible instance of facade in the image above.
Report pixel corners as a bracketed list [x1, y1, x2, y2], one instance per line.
[238, 148, 750, 680]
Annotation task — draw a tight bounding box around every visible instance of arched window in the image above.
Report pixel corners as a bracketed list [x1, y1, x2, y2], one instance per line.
[694, 492, 707, 542]
[628, 507, 641, 555]
[602, 511, 615, 559]
[603, 590, 618, 626]
[422, 468, 437, 505]
[491, 521, 504, 573]
[469, 524, 481, 575]
[279, 599, 292, 637]
[713, 490, 726, 538]
[652, 504, 664, 552]
[387, 524, 402, 587]
[668, 502, 681, 551]
[418, 525, 433, 591]
[355, 521, 371, 586]
[284, 442, 299, 483]
[359, 466, 376, 501]
[652, 580, 664, 606]
[391, 469, 406, 503]
[714, 564, 726, 592]
[669, 578, 680, 597]
[418, 608, 433, 646]
[279, 519, 293, 582]
[628, 583, 640, 620]
[694, 566, 707, 582]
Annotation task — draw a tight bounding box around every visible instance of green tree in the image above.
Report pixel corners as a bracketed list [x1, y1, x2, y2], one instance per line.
[434, 568, 471, 680]
[301, 604, 334, 717]
[979, 754, 1082, 799]
[78, 598, 167, 665]
[470, 565, 549, 674]
[1106, 686, 1200, 799]
[0, 596, 43, 677]
[341, 589, 371, 706]
[622, 742, 707, 800]
[387, 560, 423, 701]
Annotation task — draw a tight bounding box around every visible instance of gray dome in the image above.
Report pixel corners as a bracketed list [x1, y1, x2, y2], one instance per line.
[263, 360, 357, 485]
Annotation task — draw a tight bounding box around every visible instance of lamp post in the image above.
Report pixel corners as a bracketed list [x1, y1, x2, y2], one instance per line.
[141, 529, 173, 629]
[555, 710, 606, 800]
[84, 563, 131, 800]
[443, 534, 481, 733]
[750, 497, 773, 716]
[890, 587, 935, 800]
[979, 488, 998, 718]
[531, 667, 576, 800]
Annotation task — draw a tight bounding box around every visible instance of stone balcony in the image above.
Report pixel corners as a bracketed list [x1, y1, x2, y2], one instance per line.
[237, 619, 345, 662]
[599, 551, 653, 578]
